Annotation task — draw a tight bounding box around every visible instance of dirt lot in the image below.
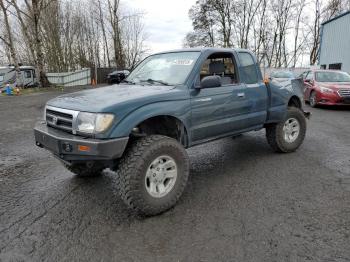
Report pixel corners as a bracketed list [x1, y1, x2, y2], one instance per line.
[0, 88, 350, 261]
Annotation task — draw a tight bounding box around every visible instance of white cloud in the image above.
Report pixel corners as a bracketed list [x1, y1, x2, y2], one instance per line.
[127, 0, 196, 54]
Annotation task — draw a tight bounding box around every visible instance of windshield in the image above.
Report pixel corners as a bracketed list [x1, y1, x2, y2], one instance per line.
[315, 71, 350, 82]
[126, 52, 200, 85]
[271, 71, 294, 78]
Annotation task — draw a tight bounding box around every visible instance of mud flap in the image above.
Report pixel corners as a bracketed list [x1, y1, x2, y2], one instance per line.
[303, 111, 311, 119]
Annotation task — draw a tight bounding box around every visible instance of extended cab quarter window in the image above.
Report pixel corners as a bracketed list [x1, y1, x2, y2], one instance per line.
[200, 53, 237, 86]
[238, 52, 259, 84]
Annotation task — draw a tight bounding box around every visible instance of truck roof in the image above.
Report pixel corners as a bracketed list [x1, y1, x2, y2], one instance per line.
[153, 47, 251, 55]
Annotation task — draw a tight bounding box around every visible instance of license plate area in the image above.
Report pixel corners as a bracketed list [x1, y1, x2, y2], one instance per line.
[35, 132, 60, 153]
[343, 98, 350, 104]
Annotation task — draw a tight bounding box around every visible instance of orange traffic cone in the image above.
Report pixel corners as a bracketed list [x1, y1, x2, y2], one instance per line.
[92, 78, 96, 86]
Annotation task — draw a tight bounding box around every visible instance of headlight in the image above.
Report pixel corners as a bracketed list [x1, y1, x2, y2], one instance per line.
[95, 114, 115, 132]
[319, 86, 334, 94]
[77, 112, 114, 134]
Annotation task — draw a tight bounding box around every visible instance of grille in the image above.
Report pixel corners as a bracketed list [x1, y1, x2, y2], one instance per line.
[46, 108, 74, 133]
[338, 89, 350, 97]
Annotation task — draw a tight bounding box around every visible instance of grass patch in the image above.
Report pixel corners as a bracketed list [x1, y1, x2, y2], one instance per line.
[1, 86, 67, 96]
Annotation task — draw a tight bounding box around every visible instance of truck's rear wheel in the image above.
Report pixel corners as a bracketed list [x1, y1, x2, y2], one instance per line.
[63, 162, 104, 177]
[116, 135, 190, 216]
[266, 107, 306, 153]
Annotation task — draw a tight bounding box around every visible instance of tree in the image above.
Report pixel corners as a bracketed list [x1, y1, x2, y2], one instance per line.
[292, 0, 307, 67]
[107, 0, 125, 68]
[31, 0, 50, 86]
[97, 0, 111, 67]
[0, 0, 148, 83]
[122, 14, 148, 69]
[309, 0, 322, 65]
[185, 0, 350, 67]
[188, 0, 217, 47]
[0, 0, 20, 83]
[10, 0, 50, 86]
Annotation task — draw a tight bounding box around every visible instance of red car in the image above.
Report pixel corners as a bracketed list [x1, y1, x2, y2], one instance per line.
[301, 70, 350, 107]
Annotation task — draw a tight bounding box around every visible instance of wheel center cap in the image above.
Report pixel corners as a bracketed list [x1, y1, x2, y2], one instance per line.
[154, 172, 164, 182]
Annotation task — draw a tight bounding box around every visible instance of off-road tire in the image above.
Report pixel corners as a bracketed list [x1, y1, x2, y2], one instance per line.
[266, 107, 307, 153]
[63, 162, 104, 177]
[116, 135, 190, 216]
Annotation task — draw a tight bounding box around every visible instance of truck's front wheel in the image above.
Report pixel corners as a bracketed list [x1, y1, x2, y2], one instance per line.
[266, 107, 307, 153]
[116, 135, 190, 216]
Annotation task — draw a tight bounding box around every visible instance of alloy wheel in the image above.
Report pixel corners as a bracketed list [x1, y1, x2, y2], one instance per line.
[145, 155, 178, 198]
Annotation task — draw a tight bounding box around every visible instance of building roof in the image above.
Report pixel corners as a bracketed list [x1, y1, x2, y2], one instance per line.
[322, 10, 350, 26]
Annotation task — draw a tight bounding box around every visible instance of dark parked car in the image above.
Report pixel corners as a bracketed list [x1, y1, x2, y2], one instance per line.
[301, 70, 350, 107]
[269, 70, 295, 83]
[107, 70, 130, 84]
[35, 48, 309, 216]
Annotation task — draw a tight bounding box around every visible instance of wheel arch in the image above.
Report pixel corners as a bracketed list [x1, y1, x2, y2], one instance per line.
[288, 95, 302, 108]
[109, 99, 191, 144]
[131, 115, 190, 147]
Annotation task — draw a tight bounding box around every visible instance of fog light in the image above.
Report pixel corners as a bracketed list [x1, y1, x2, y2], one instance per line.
[78, 145, 90, 152]
[62, 142, 73, 152]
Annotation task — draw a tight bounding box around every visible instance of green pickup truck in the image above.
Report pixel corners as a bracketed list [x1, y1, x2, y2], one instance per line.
[35, 48, 309, 215]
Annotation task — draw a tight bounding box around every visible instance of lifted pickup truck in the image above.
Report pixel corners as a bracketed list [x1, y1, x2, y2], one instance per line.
[35, 48, 309, 216]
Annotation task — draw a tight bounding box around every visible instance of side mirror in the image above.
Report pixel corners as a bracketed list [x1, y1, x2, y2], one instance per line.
[198, 75, 221, 89]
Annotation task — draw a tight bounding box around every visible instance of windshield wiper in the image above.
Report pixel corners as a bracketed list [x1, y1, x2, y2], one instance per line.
[121, 79, 135, 84]
[139, 79, 170, 86]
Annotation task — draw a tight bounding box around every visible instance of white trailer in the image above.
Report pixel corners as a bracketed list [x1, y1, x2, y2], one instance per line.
[0, 65, 39, 88]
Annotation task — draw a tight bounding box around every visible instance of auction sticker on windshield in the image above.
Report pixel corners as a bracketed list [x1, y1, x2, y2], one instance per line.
[173, 59, 193, 66]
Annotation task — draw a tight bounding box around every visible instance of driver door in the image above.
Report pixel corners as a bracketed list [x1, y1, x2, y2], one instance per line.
[190, 53, 250, 143]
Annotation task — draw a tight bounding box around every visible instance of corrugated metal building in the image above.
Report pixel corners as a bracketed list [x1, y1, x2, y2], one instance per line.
[319, 11, 350, 73]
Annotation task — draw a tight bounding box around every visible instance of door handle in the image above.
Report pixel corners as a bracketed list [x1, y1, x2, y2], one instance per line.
[237, 92, 245, 98]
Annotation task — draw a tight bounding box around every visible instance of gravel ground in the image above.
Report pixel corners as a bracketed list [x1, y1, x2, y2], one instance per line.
[0, 89, 349, 262]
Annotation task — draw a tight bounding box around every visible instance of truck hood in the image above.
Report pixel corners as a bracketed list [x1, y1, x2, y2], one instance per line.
[47, 84, 186, 113]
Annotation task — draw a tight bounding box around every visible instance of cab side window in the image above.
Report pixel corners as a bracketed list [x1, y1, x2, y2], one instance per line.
[238, 52, 259, 84]
[200, 53, 237, 86]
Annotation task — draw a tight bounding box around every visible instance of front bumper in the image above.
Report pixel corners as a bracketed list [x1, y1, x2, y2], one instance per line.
[317, 100, 350, 106]
[34, 121, 129, 161]
[317, 92, 350, 106]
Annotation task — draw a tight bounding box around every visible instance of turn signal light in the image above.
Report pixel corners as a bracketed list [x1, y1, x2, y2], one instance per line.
[78, 145, 90, 152]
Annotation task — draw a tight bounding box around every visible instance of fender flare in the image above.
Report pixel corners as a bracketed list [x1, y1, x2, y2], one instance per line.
[109, 100, 191, 138]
